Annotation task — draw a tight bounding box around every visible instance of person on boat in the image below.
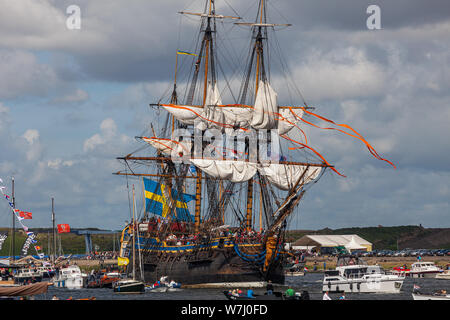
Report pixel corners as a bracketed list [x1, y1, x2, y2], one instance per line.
[266, 280, 274, 295]
[285, 287, 295, 297]
[339, 292, 346, 300]
[51, 295, 59, 300]
[231, 289, 239, 297]
[323, 291, 332, 300]
[169, 280, 177, 288]
[247, 289, 255, 299]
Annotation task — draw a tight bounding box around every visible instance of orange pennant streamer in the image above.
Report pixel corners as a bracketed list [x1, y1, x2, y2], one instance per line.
[298, 107, 396, 169]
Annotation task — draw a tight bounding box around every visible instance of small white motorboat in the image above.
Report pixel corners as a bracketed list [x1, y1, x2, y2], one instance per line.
[436, 270, 450, 280]
[323, 256, 404, 294]
[409, 262, 443, 278]
[53, 265, 87, 289]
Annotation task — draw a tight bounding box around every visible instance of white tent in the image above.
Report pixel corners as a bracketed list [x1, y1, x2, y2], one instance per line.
[344, 236, 366, 251]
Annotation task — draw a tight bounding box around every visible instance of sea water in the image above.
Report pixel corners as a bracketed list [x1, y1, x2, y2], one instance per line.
[29, 273, 449, 300]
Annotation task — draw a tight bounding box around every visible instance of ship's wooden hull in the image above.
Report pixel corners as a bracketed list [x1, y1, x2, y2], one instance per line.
[130, 245, 285, 286]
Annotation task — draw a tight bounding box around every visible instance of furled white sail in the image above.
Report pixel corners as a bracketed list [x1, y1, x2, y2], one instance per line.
[278, 108, 304, 135]
[162, 80, 303, 134]
[197, 83, 225, 130]
[222, 107, 253, 130]
[142, 137, 191, 157]
[250, 80, 278, 130]
[190, 159, 257, 183]
[257, 163, 322, 190]
[162, 105, 203, 125]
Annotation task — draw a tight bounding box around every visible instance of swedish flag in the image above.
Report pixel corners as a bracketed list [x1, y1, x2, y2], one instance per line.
[143, 178, 195, 222]
[177, 50, 197, 56]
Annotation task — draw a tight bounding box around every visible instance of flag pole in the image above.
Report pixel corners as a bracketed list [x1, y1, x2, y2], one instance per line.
[52, 198, 56, 263]
[11, 177, 15, 262]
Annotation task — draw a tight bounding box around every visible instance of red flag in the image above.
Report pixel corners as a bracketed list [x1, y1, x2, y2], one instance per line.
[19, 211, 32, 219]
[57, 224, 70, 233]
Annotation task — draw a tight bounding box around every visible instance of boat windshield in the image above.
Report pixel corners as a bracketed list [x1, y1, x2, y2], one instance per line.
[336, 255, 368, 267]
[343, 267, 368, 278]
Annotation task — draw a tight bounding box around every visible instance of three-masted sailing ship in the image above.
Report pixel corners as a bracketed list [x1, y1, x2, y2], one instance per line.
[114, 0, 393, 286]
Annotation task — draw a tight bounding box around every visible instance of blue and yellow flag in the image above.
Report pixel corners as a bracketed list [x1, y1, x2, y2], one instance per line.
[177, 50, 197, 56]
[143, 178, 195, 222]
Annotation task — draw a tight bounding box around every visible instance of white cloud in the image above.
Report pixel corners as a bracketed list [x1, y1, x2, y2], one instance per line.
[51, 89, 89, 103]
[83, 118, 131, 155]
[0, 50, 59, 99]
[291, 47, 387, 101]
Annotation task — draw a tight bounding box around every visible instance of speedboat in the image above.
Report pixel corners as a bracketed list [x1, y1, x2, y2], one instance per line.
[145, 279, 182, 292]
[53, 265, 87, 289]
[409, 262, 443, 278]
[436, 269, 450, 280]
[145, 284, 168, 292]
[323, 256, 404, 293]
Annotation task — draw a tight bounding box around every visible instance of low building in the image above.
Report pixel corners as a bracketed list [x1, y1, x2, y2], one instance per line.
[290, 234, 372, 253]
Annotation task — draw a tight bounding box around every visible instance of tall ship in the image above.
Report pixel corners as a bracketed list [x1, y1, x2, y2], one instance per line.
[114, 0, 394, 286]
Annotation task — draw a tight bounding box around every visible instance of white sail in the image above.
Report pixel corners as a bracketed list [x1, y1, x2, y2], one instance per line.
[190, 159, 257, 183]
[162, 105, 203, 125]
[250, 80, 278, 130]
[142, 137, 191, 157]
[257, 163, 322, 191]
[197, 83, 225, 131]
[278, 108, 304, 135]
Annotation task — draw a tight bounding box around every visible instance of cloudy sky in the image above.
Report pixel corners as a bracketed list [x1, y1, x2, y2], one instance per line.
[0, 0, 449, 231]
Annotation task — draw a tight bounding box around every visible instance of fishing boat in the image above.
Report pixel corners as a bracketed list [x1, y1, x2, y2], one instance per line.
[322, 256, 404, 294]
[114, 0, 395, 287]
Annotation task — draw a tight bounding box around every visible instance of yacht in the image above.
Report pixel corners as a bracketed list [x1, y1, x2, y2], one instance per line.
[53, 265, 87, 289]
[323, 256, 404, 293]
[409, 261, 443, 278]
